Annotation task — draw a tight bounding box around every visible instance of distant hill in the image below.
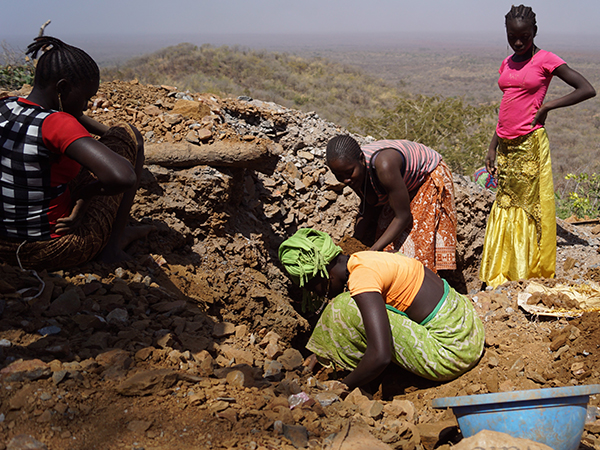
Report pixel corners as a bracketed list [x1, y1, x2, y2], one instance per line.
[101, 43, 399, 127]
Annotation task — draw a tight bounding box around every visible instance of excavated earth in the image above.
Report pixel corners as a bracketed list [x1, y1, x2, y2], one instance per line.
[1, 80, 600, 450]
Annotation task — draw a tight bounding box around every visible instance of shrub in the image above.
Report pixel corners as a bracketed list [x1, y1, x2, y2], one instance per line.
[556, 172, 600, 219]
[0, 43, 34, 90]
[350, 94, 498, 176]
[0, 64, 34, 90]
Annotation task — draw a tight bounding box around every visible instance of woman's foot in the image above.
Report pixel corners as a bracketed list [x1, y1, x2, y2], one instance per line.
[119, 224, 155, 250]
[96, 224, 155, 264]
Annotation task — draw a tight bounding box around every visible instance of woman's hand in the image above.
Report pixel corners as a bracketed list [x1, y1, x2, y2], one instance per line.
[485, 133, 499, 178]
[54, 198, 89, 235]
[531, 105, 549, 127]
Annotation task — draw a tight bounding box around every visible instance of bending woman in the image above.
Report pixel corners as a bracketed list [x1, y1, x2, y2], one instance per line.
[0, 36, 150, 270]
[326, 135, 456, 273]
[279, 228, 483, 390]
[480, 5, 596, 288]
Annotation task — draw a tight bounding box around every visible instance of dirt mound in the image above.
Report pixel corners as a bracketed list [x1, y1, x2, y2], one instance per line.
[2, 81, 600, 449]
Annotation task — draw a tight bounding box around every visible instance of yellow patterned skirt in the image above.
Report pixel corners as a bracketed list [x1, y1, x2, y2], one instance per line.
[479, 128, 556, 288]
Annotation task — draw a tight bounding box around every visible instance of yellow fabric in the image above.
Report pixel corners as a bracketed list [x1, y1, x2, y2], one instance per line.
[347, 251, 424, 311]
[479, 128, 556, 288]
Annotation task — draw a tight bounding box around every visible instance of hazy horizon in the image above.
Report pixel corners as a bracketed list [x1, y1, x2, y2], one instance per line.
[4, 31, 600, 68]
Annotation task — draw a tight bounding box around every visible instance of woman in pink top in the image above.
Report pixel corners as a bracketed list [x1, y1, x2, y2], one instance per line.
[480, 5, 595, 288]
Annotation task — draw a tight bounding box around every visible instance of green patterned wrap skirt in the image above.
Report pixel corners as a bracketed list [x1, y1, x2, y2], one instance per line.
[306, 280, 484, 381]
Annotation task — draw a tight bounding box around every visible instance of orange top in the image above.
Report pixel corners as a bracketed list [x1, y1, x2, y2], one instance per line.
[347, 251, 424, 311]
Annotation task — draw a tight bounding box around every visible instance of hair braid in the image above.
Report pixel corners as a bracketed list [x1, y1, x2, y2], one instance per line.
[326, 135, 363, 164]
[26, 36, 99, 88]
[505, 4, 537, 28]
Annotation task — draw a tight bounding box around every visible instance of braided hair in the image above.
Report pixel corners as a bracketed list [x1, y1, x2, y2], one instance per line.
[26, 36, 99, 89]
[326, 135, 363, 164]
[505, 4, 537, 29]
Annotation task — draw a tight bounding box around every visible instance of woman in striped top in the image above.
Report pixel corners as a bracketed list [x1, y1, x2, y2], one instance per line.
[326, 135, 457, 273]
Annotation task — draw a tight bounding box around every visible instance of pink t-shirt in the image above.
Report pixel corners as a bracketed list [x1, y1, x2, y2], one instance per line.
[496, 49, 566, 139]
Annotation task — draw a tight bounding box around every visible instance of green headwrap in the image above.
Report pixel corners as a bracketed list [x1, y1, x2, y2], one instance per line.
[278, 228, 342, 287]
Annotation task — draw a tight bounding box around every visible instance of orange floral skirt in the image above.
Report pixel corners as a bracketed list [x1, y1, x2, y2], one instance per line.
[377, 160, 457, 272]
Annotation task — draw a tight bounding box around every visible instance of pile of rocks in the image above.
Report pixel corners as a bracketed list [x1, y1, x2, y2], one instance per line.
[3, 80, 600, 449]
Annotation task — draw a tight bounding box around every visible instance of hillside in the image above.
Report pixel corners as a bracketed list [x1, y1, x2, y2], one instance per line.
[101, 42, 600, 200]
[1, 80, 600, 449]
[101, 43, 398, 130]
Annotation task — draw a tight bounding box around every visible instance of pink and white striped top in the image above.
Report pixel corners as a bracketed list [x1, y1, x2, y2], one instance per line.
[361, 140, 441, 205]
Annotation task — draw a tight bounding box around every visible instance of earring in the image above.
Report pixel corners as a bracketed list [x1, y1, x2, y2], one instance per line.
[58, 93, 63, 112]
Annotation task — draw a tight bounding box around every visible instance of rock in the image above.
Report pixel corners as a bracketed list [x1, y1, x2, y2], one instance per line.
[216, 407, 237, 423]
[383, 399, 416, 421]
[345, 387, 370, 405]
[213, 322, 236, 338]
[1, 359, 51, 382]
[314, 392, 339, 407]
[172, 99, 211, 120]
[297, 150, 314, 161]
[9, 385, 36, 410]
[265, 342, 283, 359]
[127, 420, 153, 433]
[97, 349, 132, 379]
[155, 331, 179, 349]
[526, 369, 547, 384]
[135, 347, 156, 362]
[197, 128, 212, 141]
[263, 360, 283, 380]
[282, 423, 309, 449]
[550, 333, 569, 352]
[416, 420, 459, 450]
[185, 130, 199, 143]
[329, 419, 393, 450]
[106, 307, 129, 326]
[359, 400, 384, 419]
[218, 344, 254, 366]
[277, 348, 304, 371]
[46, 289, 81, 316]
[37, 325, 61, 336]
[52, 370, 68, 385]
[259, 331, 282, 347]
[72, 314, 105, 331]
[116, 369, 178, 396]
[452, 430, 553, 450]
[144, 105, 161, 116]
[585, 419, 600, 434]
[322, 170, 345, 191]
[110, 279, 133, 298]
[7, 435, 49, 450]
[163, 113, 183, 125]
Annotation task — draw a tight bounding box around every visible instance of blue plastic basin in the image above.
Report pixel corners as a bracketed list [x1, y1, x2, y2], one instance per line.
[432, 385, 600, 450]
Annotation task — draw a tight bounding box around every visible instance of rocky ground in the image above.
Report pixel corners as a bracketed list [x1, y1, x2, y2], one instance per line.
[1, 80, 600, 450]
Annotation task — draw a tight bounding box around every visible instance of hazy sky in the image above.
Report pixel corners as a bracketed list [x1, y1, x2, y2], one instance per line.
[2, 0, 600, 56]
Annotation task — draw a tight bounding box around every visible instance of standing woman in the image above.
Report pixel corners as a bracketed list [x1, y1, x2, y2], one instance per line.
[326, 135, 457, 273]
[480, 5, 596, 288]
[0, 36, 150, 270]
